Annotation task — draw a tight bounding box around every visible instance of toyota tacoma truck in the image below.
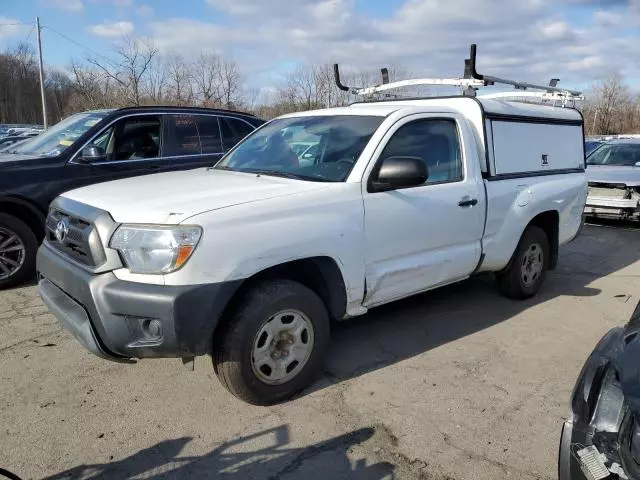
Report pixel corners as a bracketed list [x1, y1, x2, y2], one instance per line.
[37, 48, 588, 405]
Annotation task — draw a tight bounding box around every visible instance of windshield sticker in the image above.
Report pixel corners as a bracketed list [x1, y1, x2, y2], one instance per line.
[84, 119, 99, 127]
[58, 139, 74, 146]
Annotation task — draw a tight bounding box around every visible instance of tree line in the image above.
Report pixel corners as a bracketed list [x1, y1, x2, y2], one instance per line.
[0, 37, 638, 135]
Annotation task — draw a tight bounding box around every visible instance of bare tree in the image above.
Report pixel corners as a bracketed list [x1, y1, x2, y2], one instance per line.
[192, 52, 221, 106]
[142, 54, 167, 104]
[584, 73, 630, 135]
[165, 54, 193, 105]
[86, 37, 158, 106]
[219, 59, 241, 108]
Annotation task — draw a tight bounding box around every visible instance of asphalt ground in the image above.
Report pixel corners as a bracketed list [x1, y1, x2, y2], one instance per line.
[1, 222, 639, 479]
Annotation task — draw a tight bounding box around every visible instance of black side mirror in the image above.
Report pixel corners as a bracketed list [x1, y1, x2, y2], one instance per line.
[78, 145, 106, 163]
[370, 156, 428, 192]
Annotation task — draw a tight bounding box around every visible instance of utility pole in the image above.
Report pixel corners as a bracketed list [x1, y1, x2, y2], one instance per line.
[36, 17, 48, 129]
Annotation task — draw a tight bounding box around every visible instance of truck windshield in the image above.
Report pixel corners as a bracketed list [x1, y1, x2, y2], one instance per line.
[214, 115, 384, 182]
[587, 143, 640, 166]
[11, 111, 111, 156]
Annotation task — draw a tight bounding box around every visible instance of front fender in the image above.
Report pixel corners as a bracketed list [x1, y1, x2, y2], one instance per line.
[163, 184, 366, 307]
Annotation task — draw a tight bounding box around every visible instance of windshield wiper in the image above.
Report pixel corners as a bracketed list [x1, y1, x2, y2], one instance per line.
[242, 169, 332, 182]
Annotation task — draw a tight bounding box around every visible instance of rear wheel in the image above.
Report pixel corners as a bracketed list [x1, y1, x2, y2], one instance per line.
[497, 225, 549, 299]
[213, 279, 330, 405]
[0, 214, 37, 289]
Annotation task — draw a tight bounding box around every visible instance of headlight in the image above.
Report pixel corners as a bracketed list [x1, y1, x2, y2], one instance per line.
[110, 225, 202, 274]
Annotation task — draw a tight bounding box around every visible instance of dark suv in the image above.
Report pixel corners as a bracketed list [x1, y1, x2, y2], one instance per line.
[0, 106, 264, 288]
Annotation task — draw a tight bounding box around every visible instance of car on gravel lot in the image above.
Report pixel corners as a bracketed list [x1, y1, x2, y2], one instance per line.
[585, 138, 640, 221]
[0, 106, 263, 288]
[559, 300, 640, 480]
[37, 92, 587, 405]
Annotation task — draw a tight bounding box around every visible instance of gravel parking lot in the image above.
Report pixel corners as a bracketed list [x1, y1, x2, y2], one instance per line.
[1, 223, 639, 480]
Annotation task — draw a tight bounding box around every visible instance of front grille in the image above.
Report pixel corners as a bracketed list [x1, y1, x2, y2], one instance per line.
[45, 209, 106, 267]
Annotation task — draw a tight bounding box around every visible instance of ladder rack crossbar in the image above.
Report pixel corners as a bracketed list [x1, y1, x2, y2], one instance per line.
[333, 44, 583, 101]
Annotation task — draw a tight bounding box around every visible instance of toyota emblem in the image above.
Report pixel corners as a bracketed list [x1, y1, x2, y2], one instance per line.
[55, 218, 70, 243]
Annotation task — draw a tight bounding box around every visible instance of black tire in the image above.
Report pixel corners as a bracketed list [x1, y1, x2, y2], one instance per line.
[213, 279, 330, 405]
[0, 213, 38, 290]
[497, 225, 550, 299]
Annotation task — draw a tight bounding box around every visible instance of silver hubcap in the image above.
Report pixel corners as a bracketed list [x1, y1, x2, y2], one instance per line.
[0, 227, 25, 281]
[521, 242, 543, 287]
[251, 310, 315, 385]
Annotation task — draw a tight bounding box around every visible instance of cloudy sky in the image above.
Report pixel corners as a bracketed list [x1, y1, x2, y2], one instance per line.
[1, 0, 639, 92]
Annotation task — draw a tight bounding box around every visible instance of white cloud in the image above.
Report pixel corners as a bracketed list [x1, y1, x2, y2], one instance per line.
[540, 20, 573, 39]
[594, 10, 624, 26]
[88, 20, 135, 38]
[48, 0, 84, 12]
[136, 4, 154, 16]
[88, 0, 132, 5]
[0, 17, 28, 41]
[152, 0, 640, 88]
[567, 56, 606, 71]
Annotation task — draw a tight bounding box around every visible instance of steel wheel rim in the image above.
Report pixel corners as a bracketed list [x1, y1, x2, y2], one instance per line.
[0, 227, 25, 281]
[251, 309, 315, 385]
[521, 242, 543, 287]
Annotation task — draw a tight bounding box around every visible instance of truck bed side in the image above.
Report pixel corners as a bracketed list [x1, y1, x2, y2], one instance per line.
[479, 173, 587, 272]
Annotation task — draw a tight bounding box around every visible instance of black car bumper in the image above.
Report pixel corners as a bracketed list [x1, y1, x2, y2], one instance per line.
[37, 244, 241, 361]
[558, 327, 626, 479]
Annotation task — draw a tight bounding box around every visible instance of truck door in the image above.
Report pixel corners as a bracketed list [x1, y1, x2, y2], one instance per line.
[362, 114, 485, 307]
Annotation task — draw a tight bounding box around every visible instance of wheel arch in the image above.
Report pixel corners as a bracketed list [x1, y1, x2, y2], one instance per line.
[0, 196, 46, 240]
[214, 256, 348, 339]
[527, 210, 559, 270]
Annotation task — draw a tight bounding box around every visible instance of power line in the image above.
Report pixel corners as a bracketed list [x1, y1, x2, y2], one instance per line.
[42, 25, 119, 68]
[25, 25, 36, 44]
[0, 22, 32, 27]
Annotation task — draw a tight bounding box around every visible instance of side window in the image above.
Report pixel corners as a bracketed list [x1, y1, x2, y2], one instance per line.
[196, 116, 223, 154]
[379, 119, 462, 184]
[166, 114, 201, 156]
[110, 116, 161, 161]
[220, 117, 254, 150]
[92, 127, 114, 151]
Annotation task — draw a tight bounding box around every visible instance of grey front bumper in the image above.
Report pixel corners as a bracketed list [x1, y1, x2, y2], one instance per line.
[37, 243, 241, 361]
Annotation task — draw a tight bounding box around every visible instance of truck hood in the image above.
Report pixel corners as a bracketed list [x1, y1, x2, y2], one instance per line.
[586, 165, 640, 186]
[61, 168, 331, 223]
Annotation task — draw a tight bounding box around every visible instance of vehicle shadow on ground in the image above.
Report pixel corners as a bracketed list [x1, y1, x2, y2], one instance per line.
[316, 224, 640, 388]
[40, 425, 394, 480]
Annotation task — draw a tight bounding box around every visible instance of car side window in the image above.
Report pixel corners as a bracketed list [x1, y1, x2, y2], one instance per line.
[166, 114, 202, 156]
[220, 117, 254, 150]
[379, 119, 462, 184]
[196, 116, 223, 154]
[88, 116, 161, 162]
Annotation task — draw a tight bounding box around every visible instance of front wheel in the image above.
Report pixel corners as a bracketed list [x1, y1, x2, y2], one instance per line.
[497, 225, 550, 299]
[212, 279, 330, 405]
[0, 214, 37, 290]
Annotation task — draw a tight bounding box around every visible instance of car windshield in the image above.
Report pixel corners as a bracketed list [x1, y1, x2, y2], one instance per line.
[214, 115, 384, 182]
[11, 111, 111, 156]
[584, 141, 603, 155]
[586, 143, 640, 166]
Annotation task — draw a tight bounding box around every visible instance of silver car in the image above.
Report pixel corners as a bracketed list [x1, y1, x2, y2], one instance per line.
[585, 138, 640, 221]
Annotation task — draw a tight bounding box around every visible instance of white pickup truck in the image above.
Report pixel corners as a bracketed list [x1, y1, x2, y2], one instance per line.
[37, 52, 587, 404]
